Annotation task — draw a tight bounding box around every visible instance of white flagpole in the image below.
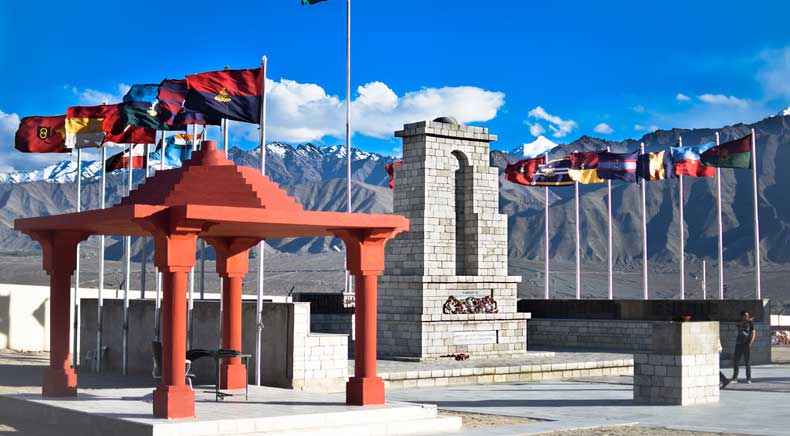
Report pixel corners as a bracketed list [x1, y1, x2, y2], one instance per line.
[573, 150, 580, 300]
[640, 143, 648, 300]
[606, 146, 613, 300]
[751, 129, 761, 299]
[122, 144, 132, 375]
[702, 259, 707, 299]
[141, 144, 149, 301]
[256, 56, 268, 386]
[715, 132, 724, 300]
[155, 132, 165, 341]
[73, 148, 82, 369]
[188, 125, 197, 348]
[544, 152, 550, 299]
[220, 118, 228, 350]
[96, 145, 106, 372]
[678, 136, 685, 300]
[344, 0, 353, 297]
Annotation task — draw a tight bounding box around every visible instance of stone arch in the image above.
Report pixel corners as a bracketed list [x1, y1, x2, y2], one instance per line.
[451, 150, 478, 276]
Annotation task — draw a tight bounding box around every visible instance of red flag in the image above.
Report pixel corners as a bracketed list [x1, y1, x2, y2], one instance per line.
[505, 156, 546, 185]
[15, 115, 69, 153]
[101, 104, 156, 145]
[385, 161, 402, 189]
[105, 144, 147, 172]
[184, 68, 264, 123]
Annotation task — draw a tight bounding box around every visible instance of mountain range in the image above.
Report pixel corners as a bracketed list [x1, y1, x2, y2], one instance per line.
[1, 113, 789, 273]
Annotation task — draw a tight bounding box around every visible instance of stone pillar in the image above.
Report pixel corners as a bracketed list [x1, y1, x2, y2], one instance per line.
[31, 230, 89, 397]
[206, 237, 258, 390]
[150, 232, 198, 419]
[634, 321, 720, 405]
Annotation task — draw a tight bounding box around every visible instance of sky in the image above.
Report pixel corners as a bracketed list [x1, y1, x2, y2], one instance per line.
[1, 0, 789, 171]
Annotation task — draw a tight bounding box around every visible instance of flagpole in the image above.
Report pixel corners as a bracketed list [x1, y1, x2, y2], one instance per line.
[141, 144, 149, 301]
[544, 151, 550, 300]
[256, 55, 268, 386]
[678, 136, 685, 300]
[573, 150, 580, 300]
[606, 146, 613, 300]
[73, 148, 82, 370]
[702, 259, 707, 299]
[751, 129, 761, 299]
[155, 132, 165, 341]
[220, 118, 228, 350]
[344, 0, 353, 297]
[122, 144, 132, 375]
[715, 132, 724, 300]
[640, 142, 648, 300]
[95, 145, 106, 373]
[188, 125, 197, 349]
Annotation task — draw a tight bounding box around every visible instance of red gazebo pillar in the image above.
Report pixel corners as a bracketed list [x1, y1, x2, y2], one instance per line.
[206, 237, 258, 390]
[148, 230, 199, 419]
[31, 230, 88, 397]
[336, 230, 393, 406]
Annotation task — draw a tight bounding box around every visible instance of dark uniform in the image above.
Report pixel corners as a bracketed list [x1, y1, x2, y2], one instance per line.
[732, 319, 755, 382]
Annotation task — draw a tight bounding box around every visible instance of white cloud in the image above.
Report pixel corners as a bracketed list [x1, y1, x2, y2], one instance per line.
[676, 93, 691, 102]
[758, 47, 790, 99]
[525, 106, 577, 138]
[698, 93, 749, 108]
[593, 123, 614, 134]
[69, 83, 130, 105]
[234, 78, 505, 143]
[526, 122, 545, 137]
[632, 104, 645, 113]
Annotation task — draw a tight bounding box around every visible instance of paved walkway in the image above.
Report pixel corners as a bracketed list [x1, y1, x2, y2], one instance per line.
[389, 364, 790, 436]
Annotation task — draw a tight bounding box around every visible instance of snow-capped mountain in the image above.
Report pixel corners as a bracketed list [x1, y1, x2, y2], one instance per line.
[0, 160, 104, 184]
[779, 106, 790, 117]
[511, 135, 559, 158]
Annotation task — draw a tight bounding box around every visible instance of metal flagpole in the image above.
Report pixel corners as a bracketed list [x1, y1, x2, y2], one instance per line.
[141, 144, 149, 301]
[73, 148, 82, 369]
[715, 132, 724, 300]
[640, 143, 648, 299]
[155, 132, 165, 341]
[122, 144, 132, 375]
[751, 129, 761, 299]
[702, 260, 707, 300]
[220, 118, 228, 350]
[573, 150, 580, 300]
[343, 0, 353, 296]
[678, 136, 685, 300]
[606, 146, 613, 300]
[256, 56, 268, 385]
[544, 151, 550, 299]
[96, 145, 106, 372]
[188, 125, 197, 348]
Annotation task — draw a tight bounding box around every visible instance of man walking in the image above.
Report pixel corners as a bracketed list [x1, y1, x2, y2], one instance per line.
[732, 310, 756, 384]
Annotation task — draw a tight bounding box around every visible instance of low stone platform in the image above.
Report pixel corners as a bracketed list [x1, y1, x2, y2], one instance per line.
[355, 351, 634, 389]
[0, 384, 460, 436]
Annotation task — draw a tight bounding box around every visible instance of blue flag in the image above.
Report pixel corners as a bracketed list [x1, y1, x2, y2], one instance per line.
[123, 84, 160, 103]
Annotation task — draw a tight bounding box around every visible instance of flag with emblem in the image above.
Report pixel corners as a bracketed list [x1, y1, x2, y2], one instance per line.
[15, 115, 69, 153]
[65, 105, 114, 148]
[701, 134, 752, 169]
[105, 144, 147, 172]
[123, 84, 160, 103]
[636, 149, 675, 181]
[568, 151, 605, 184]
[157, 79, 221, 126]
[385, 161, 402, 189]
[671, 142, 715, 177]
[505, 156, 546, 186]
[184, 67, 264, 124]
[530, 158, 574, 186]
[119, 101, 186, 131]
[596, 150, 639, 183]
[96, 104, 157, 146]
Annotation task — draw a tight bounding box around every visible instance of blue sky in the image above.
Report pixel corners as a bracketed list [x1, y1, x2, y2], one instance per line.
[1, 0, 789, 170]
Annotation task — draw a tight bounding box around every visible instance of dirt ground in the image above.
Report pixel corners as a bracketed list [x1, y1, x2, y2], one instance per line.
[539, 427, 748, 436]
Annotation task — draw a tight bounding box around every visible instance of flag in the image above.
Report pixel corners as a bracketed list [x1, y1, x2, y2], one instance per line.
[636, 149, 675, 181]
[157, 79, 221, 126]
[597, 151, 639, 183]
[701, 134, 752, 169]
[568, 151, 604, 184]
[153, 133, 203, 166]
[100, 104, 157, 146]
[184, 67, 264, 123]
[65, 105, 113, 148]
[505, 156, 545, 186]
[385, 161, 402, 189]
[119, 101, 186, 131]
[15, 115, 69, 153]
[123, 84, 160, 103]
[671, 142, 715, 177]
[302, 0, 328, 4]
[105, 144, 147, 172]
[530, 158, 574, 186]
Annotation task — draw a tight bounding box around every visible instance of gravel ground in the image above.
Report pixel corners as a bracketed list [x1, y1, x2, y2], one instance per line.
[538, 427, 748, 436]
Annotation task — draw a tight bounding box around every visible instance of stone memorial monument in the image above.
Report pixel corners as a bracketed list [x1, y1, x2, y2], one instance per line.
[377, 117, 529, 360]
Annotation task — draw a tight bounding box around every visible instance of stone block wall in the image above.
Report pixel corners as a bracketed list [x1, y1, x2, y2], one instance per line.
[310, 313, 354, 356]
[633, 322, 720, 405]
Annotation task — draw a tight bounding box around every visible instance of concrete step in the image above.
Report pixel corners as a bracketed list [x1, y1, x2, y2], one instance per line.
[249, 415, 462, 436]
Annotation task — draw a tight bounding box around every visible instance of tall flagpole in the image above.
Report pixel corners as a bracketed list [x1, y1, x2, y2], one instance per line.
[221, 118, 228, 350]
[256, 56, 268, 386]
[751, 129, 761, 299]
[141, 144, 149, 300]
[544, 152, 550, 299]
[122, 144, 132, 375]
[678, 136, 685, 300]
[73, 148, 82, 369]
[606, 146, 613, 300]
[702, 259, 707, 299]
[155, 132, 165, 341]
[344, 0, 353, 296]
[640, 143, 648, 300]
[188, 125, 197, 348]
[715, 132, 724, 300]
[95, 145, 106, 372]
[573, 150, 580, 300]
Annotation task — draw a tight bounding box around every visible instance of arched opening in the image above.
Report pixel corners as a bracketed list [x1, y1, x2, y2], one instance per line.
[452, 150, 477, 276]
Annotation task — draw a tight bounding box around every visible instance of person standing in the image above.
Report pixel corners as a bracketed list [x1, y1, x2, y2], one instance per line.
[732, 310, 756, 384]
